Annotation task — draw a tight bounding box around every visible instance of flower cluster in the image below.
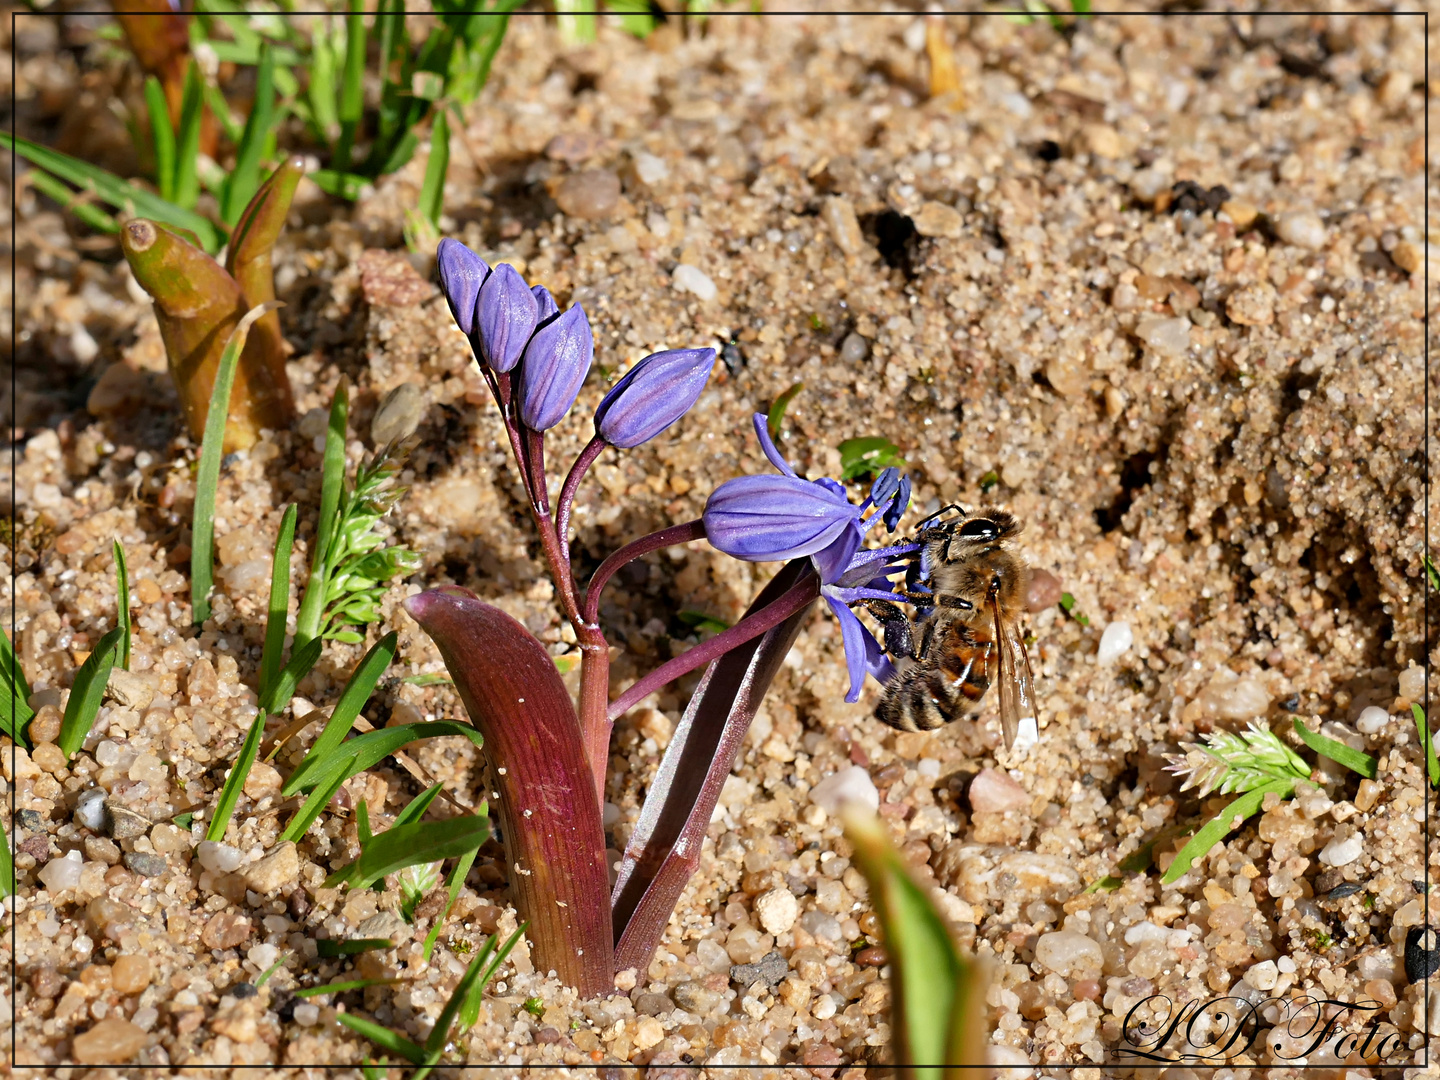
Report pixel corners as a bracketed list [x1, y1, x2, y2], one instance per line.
[438, 239, 716, 448]
[705, 415, 918, 702]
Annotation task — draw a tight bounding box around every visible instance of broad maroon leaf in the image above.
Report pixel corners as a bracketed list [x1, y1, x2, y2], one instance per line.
[404, 586, 613, 996]
[611, 559, 818, 973]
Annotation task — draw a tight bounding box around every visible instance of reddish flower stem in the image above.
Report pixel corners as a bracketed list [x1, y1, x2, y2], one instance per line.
[556, 434, 606, 564]
[607, 571, 820, 723]
[582, 519, 706, 626]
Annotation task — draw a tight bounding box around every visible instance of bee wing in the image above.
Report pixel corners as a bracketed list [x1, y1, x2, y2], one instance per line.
[993, 596, 1037, 750]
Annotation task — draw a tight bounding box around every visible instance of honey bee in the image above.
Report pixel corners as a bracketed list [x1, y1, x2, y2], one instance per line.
[863, 508, 1037, 749]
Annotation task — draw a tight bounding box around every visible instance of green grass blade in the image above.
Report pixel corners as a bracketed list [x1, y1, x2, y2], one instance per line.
[1161, 778, 1293, 885]
[112, 540, 131, 671]
[254, 952, 290, 987]
[464, 923, 526, 1035]
[1291, 717, 1377, 779]
[174, 60, 205, 210]
[425, 921, 501, 1057]
[418, 109, 448, 231]
[260, 504, 298, 702]
[206, 709, 268, 841]
[318, 937, 394, 957]
[192, 302, 279, 625]
[356, 798, 372, 843]
[330, 811, 490, 891]
[1414, 704, 1439, 787]
[335, 0, 368, 174]
[258, 635, 322, 718]
[282, 631, 397, 795]
[838, 436, 906, 482]
[58, 625, 125, 760]
[307, 18, 340, 140]
[1, 628, 34, 749]
[337, 1013, 428, 1066]
[766, 381, 804, 441]
[0, 827, 11, 898]
[295, 380, 350, 649]
[394, 782, 444, 828]
[294, 977, 410, 998]
[201, 78, 245, 147]
[222, 41, 277, 225]
[280, 759, 354, 843]
[25, 169, 122, 237]
[422, 845, 478, 962]
[308, 169, 369, 201]
[293, 720, 482, 801]
[1, 133, 223, 251]
[144, 75, 177, 202]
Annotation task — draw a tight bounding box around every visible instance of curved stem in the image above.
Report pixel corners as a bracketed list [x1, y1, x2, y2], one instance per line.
[582, 519, 706, 625]
[524, 427, 549, 515]
[607, 571, 821, 723]
[556, 435, 606, 562]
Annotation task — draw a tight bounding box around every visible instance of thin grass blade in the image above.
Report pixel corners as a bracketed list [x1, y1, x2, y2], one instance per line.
[282, 631, 397, 795]
[294, 976, 410, 998]
[24, 171, 122, 236]
[394, 782, 445, 828]
[259, 635, 322, 718]
[1161, 778, 1292, 885]
[192, 302, 281, 625]
[260, 504, 298, 702]
[296, 722, 483, 801]
[58, 626, 125, 760]
[0, 828, 11, 898]
[254, 952, 290, 987]
[418, 110, 449, 231]
[1, 629, 34, 749]
[1413, 704, 1439, 786]
[422, 846, 478, 962]
[337, 1013, 428, 1065]
[425, 925, 501, 1056]
[466, 923, 527, 1033]
[327, 811, 490, 891]
[335, 0, 368, 174]
[206, 709, 268, 842]
[280, 760, 354, 843]
[144, 75, 177, 201]
[1291, 717, 1377, 779]
[222, 41, 276, 225]
[113, 540, 131, 671]
[295, 380, 350, 650]
[173, 60, 205, 210]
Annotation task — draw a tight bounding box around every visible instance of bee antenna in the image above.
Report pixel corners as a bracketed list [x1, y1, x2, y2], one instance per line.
[915, 503, 966, 530]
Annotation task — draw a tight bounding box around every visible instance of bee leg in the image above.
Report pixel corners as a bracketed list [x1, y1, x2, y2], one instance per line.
[863, 599, 915, 659]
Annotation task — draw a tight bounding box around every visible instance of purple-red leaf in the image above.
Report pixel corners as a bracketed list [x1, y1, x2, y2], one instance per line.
[611, 559, 818, 973]
[404, 586, 613, 996]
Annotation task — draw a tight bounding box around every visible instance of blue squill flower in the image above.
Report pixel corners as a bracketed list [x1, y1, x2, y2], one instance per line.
[594, 348, 716, 449]
[703, 415, 918, 701]
[437, 238, 490, 338]
[532, 284, 560, 326]
[476, 263, 539, 373]
[517, 304, 594, 430]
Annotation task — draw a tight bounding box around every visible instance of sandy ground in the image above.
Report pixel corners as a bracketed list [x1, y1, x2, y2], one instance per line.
[3, 7, 1433, 1075]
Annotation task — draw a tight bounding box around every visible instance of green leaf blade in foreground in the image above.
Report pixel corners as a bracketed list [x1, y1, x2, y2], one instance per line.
[0, 134, 223, 252]
[337, 1013, 427, 1066]
[1414, 704, 1439, 787]
[113, 540, 131, 670]
[1291, 717, 1377, 779]
[206, 709, 268, 842]
[191, 302, 280, 624]
[1161, 778, 1294, 885]
[294, 381, 350, 650]
[842, 807, 986, 1073]
[259, 635, 322, 719]
[332, 811, 490, 891]
[260, 504, 298, 702]
[766, 381, 804, 442]
[222, 41, 276, 225]
[282, 630, 398, 795]
[58, 626, 126, 760]
[3, 628, 35, 749]
[144, 75, 176, 202]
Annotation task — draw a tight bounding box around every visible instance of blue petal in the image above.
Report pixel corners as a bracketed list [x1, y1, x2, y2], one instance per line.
[703, 474, 857, 562]
[593, 348, 715, 449]
[884, 475, 911, 532]
[436, 239, 490, 338]
[869, 467, 901, 509]
[517, 304, 594, 430]
[750, 413, 798, 478]
[476, 263, 540, 373]
[812, 477, 848, 500]
[811, 521, 862, 585]
[825, 595, 890, 703]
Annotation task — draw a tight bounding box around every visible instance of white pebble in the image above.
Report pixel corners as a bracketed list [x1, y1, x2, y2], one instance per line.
[1033, 930, 1104, 978]
[71, 327, 99, 364]
[196, 840, 244, 874]
[602, 802, 621, 828]
[916, 758, 941, 778]
[248, 943, 280, 972]
[73, 788, 107, 831]
[132, 1006, 159, 1032]
[672, 264, 717, 302]
[1356, 706, 1389, 734]
[293, 1003, 320, 1026]
[808, 765, 879, 814]
[1134, 316, 1191, 357]
[1276, 210, 1327, 250]
[810, 994, 838, 1020]
[1277, 956, 1296, 974]
[633, 152, 668, 186]
[38, 850, 84, 892]
[1123, 920, 1169, 946]
[1248, 959, 1279, 990]
[39, 917, 60, 937]
[754, 887, 799, 936]
[1319, 833, 1363, 867]
[1399, 664, 1424, 701]
[1097, 621, 1133, 665]
[989, 1044, 1035, 1080]
[94, 741, 122, 767]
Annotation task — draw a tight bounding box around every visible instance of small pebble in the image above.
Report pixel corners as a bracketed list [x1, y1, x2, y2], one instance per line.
[73, 788, 108, 831]
[968, 768, 1030, 813]
[808, 765, 879, 814]
[197, 840, 244, 874]
[840, 332, 869, 364]
[1025, 569, 1063, 613]
[911, 201, 963, 239]
[1096, 621, 1133, 665]
[754, 887, 799, 935]
[1391, 240, 1421, 275]
[821, 196, 866, 256]
[1226, 282, 1277, 326]
[17, 808, 42, 830]
[38, 849, 84, 892]
[32, 742, 66, 775]
[1275, 210, 1327, 250]
[104, 805, 152, 841]
[71, 1017, 148, 1064]
[371, 382, 425, 446]
[672, 264, 717, 302]
[122, 852, 167, 877]
[1355, 706, 1389, 734]
[553, 169, 620, 220]
[1406, 927, 1440, 983]
[111, 954, 153, 994]
[1033, 931, 1103, 978]
[729, 949, 787, 988]
[633, 152, 669, 186]
[1399, 664, 1424, 701]
[293, 1002, 320, 1026]
[1134, 316, 1191, 356]
[1247, 959, 1279, 991]
[1318, 833, 1363, 867]
[1327, 881, 1364, 900]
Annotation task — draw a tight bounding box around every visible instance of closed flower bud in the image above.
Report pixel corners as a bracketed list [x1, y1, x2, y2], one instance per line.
[436, 238, 490, 337]
[703, 474, 858, 566]
[475, 263, 539, 372]
[593, 347, 716, 448]
[532, 284, 560, 325]
[517, 304, 594, 430]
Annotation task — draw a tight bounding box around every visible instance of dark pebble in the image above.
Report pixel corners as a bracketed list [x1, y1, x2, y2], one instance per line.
[275, 993, 297, 1022]
[1405, 926, 1440, 983]
[534, 1026, 562, 1045]
[721, 341, 744, 374]
[1413, 880, 1428, 894]
[1035, 139, 1062, 162]
[121, 852, 167, 877]
[1314, 867, 1345, 895]
[289, 889, 312, 920]
[855, 946, 888, 967]
[730, 949, 788, 988]
[1327, 881, 1364, 900]
[17, 808, 42, 830]
[230, 981, 258, 999]
[104, 803, 152, 840]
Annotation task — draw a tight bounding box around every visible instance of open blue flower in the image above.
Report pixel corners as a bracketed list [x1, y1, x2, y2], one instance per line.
[704, 415, 918, 701]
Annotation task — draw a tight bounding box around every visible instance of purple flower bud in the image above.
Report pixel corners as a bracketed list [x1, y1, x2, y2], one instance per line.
[532, 284, 559, 325]
[703, 474, 858, 565]
[437, 238, 490, 337]
[884, 474, 911, 532]
[593, 348, 716, 449]
[517, 304, 594, 430]
[475, 263, 539, 373]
